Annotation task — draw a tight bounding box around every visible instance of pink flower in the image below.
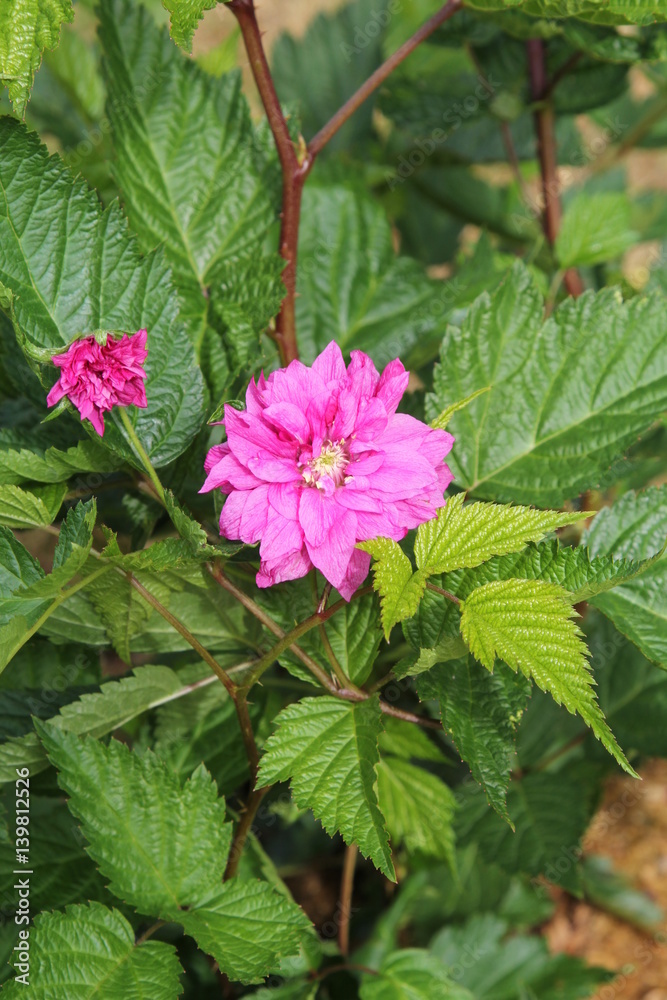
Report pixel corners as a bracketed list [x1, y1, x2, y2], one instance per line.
[201, 342, 454, 600]
[47, 330, 149, 436]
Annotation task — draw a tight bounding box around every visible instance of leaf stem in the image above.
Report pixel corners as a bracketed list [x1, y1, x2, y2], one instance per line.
[118, 407, 166, 504]
[307, 0, 462, 158]
[224, 785, 268, 880]
[338, 843, 358, 957]
[425, 582, 461, 605]
[526, 38, 583, 298]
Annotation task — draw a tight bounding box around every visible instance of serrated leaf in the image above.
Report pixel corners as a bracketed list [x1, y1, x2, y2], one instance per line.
[376, 757, 457, 865]
[1, 902, 182, 999]
[557, 191, 637, 268]
[0, 0, 74, 117]
[0, 664, 187, 781]
[454, 770, 594, 893]
[0, 118, 206, 468]
[100, 0, 276, 370]
[427, 264, 667, 505]
[296, 183, 448, 368]
[162, 0, 217, 50]
[0, 482, 65, 528]
[378, 715, 446, 763]
[0, 434, 120, 485]
[0, 524, 44, 595]
[415, 493, 591, 576]
[418, 659, 530, 823]
[38, 723, 233, 913]
[585, 485, 667, 665]
[463, 0, 667, 26]
[460, 578, 634, 775]
[432, 913, 611, 999]
[257, 695, 395, 880]
[24, 499, 97, 597]
[178, 879, 314, 985]
[394, 638, 468, 678]
[359, 538, 427, 640]
[360, 949, 471, 1000]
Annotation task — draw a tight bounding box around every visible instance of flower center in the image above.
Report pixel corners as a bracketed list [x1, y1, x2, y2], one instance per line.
[302, 440, 350, 490]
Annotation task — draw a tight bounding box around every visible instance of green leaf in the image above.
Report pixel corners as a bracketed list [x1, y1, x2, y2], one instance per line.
[556, 192, 637, 268]
[376, 757, 457, 865]
[177, 879, 314, 985]
[0, 0, 73, 117]
[378, 715, 447, 763]
[0, 434, 120, 485]
[25, 499, 97, 597]
[38, 723, 233, 913]
[0, 118, 206, 468]
[463, 0, 667, 26]
[0, 525, 43, 594]
[418, 659, 530, 824]
[394, 638, 468, 678]
[460, 578, 634, 775]
[432, 913, 611, 999]
[455, 769, 595, 892]
[99, 0, 277, 365]
[360, 949, 471, 1000]
[162, 0, 217, 50]
[257, 695, 395, 880]
[581, 855, 662, 931]
[0, 482, 65, 528]
[296, 183, 448, 368]
[415, 493, 591, 576]
[1, 902, 183, 999]
[312, 592, 382, 685]
[585, 485, 667, 666]
[0, 664, 187, 782]
[427, 264, 667, 505]
[359, 538, 427, 640]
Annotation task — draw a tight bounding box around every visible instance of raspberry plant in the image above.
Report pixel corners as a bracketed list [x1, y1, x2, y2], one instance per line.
[0, 0, 667, 996]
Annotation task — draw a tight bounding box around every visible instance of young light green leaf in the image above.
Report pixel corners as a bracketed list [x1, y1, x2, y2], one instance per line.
[0, 0, 73, 117]
[0, 902, 182, 999]
[427, 264, 667, 505]
[257, 695, 395, 880]
[376, 757, 457, 866]
[394, 637, 468, 678]
[38, 723, 233, 913]
[0, 118, 206, 468]
[378, 715, 446, 764]
[460, 578, 634, 775]
[556, 192, 637, 269]
[360, 949, 470, 1000]
[418, 659, 530, 824]
[359, 538, 427, 640]
[0, 482, 66, 529]
[0, 664, 188, 782]
[162, 0, 217, 50]
[585, 485, 667, 666]
[430, 386, 490, 431]
[415, 492, 592, 576]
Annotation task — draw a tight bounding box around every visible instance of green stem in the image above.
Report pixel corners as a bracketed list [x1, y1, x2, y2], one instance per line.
[118, 407, 166, 505]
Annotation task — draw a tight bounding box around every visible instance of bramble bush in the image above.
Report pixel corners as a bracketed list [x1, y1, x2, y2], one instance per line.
[0, 0, 667, 996]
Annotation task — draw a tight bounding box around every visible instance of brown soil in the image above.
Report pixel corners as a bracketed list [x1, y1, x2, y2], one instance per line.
[544, 760, 667, 1000]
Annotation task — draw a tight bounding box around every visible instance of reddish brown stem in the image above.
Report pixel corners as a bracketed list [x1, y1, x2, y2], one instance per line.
[526, 38, 583, 298]
[228, 0, 306, 366]
[338, 843, 358, 956]
[308, 0, 463, 158]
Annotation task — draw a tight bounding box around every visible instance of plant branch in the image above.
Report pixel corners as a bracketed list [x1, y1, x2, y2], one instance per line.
[227, 0, 305, 366]
[526, 38, 583, 298]
[224, 785, 268, 880]
[308, 0, 462, 159]
[118, 407, 166, 505]
[338, 843, 358, 956]
[426, 581, 461, 605]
